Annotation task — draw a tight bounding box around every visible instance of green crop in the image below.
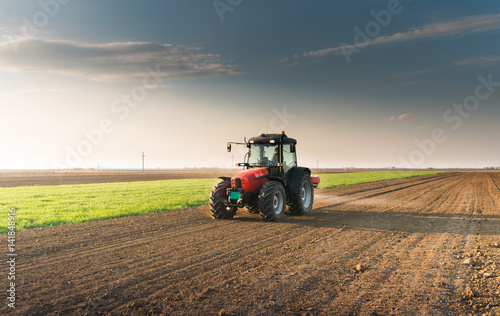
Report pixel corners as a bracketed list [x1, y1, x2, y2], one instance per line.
[0, 178, 218, 233]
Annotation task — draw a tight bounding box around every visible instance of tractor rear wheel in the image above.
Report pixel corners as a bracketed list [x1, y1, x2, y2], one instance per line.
[258, 181, 286, 222]
[289, 173, 314, 216]
[209, 180, 237, 219]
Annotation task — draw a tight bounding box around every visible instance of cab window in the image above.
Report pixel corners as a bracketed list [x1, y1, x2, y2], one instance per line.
[282, 144, 297, 173]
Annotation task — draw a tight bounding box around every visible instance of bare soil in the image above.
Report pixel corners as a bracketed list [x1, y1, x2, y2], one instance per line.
[0, 170, 237, 187]
[2, 172, 500, 315]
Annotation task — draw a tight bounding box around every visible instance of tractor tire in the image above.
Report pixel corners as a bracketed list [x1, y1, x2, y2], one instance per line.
[209, 180, 237, 219]
[288, 173, 314, 216]
[258, 181, 286, 222]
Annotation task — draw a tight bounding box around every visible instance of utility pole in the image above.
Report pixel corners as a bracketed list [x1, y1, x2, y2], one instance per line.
[317, 160, 319, 170]
[142, 152, 145, 171]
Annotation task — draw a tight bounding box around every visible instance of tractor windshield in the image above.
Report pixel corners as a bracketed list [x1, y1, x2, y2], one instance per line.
[248, 144, 279, 167]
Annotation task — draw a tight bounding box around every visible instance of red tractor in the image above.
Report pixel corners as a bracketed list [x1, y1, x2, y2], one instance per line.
[209, 131, 320, 222]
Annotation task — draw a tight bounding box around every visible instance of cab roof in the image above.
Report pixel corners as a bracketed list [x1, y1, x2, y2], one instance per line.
[248, 133, 297, 145]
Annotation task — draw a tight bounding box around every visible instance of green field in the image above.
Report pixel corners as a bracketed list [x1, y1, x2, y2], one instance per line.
[0, 178, 217, 233]
[0, 170, 446, 233]
[318, 170, 446, 189]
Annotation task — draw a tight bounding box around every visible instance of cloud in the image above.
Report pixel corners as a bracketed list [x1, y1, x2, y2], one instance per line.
[397, 112, 412, 120]
[0, 39, 239, 82]
[454, 55, 500, 66]
[0, 89, 60, 98]
[0, 89, 62, 100]
[0, 89, 68, 105]
[301, 13, 500, 58]
[386, 112, 412, 121]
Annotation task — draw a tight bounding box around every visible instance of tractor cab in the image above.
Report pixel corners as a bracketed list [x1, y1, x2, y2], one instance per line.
[237, 132, 297, 177]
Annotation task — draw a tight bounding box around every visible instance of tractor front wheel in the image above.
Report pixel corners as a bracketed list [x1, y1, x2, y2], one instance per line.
[209, 180, 237, 219]
[289, 173, 314, 216]
[258, 181, 286, 222]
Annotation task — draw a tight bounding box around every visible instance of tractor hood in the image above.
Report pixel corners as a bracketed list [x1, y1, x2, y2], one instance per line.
[231, 168, 268, 193]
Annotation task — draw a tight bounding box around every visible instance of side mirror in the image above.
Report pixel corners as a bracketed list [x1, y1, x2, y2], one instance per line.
[227, 144, 231, 152]
[290, 144, 296, 153]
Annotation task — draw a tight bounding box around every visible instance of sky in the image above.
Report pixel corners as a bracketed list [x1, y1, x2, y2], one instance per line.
[0, 0, 499, 169]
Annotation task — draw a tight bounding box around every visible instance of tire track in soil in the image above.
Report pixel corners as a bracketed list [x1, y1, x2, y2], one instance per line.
[18, 211, 338, 313]
[454, 173, 500, 315]
[272, 173, 472, 315]
[312, 173, 460, 215]
[362, 174, 477, 316]
[18, 221, 284, 307]
[321, 173, 460, 210]
[332, 172, 457, 197]
[2, 172, 500, 315]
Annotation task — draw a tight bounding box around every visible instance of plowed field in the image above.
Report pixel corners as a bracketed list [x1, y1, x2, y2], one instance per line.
[2, 172, 500, 315]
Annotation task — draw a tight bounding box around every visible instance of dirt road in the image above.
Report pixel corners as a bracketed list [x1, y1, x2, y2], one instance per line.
[3, 172, 500, 315]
